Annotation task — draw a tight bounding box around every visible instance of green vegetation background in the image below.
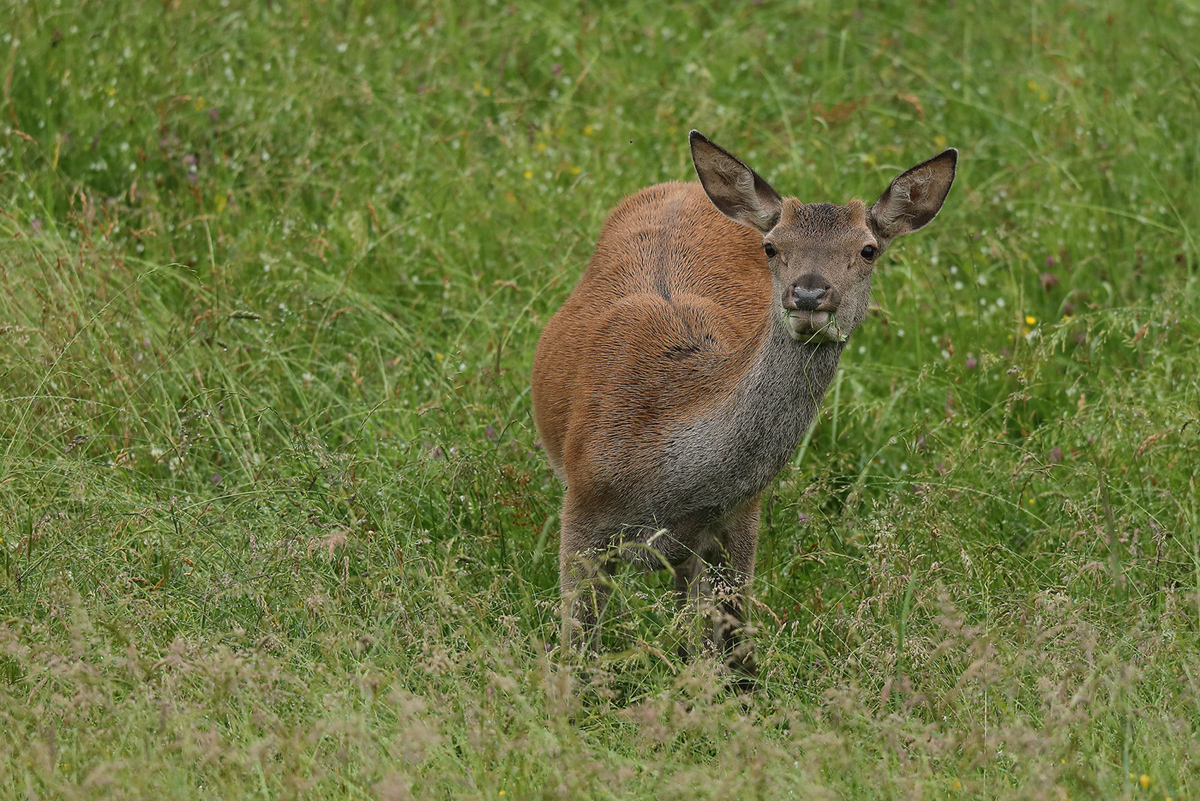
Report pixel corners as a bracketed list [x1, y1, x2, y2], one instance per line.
[1, 1, 1197, 798]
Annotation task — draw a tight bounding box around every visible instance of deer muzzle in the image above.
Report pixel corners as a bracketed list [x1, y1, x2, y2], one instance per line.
[782, 275, 844, 342]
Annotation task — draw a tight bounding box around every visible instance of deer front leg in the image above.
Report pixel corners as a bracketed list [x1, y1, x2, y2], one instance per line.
[673, 554, 709, 661]
[711, 500, 761, 689]
[671, 500, 761, 689]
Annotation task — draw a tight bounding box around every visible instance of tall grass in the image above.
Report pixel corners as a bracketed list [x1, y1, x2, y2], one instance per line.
[1, 0, 1197, 798]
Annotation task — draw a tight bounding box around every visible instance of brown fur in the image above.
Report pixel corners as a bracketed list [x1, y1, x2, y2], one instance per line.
[533, 182, 768, 486]
[531, 132, 957, 683]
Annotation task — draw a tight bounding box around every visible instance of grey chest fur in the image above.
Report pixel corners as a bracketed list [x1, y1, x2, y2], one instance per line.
[657, 326, 844, 524]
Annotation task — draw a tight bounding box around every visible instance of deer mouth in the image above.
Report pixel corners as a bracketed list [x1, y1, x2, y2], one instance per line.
[783, 308, 846, 343]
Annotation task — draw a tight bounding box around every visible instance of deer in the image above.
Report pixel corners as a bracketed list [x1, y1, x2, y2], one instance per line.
[530, 130, 957, 687]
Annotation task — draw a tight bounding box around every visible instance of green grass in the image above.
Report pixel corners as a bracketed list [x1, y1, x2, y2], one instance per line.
[1, 0, 1198, 798]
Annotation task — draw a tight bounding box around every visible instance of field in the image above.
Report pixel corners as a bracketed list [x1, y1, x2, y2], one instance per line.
[1, 0, 1198, 798]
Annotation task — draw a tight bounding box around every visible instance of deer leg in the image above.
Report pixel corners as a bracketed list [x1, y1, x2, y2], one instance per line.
[558, 502, 613, 656]
[673, 554, 710, 661]
[560, 552, 613, 656]
[710, 500, 761, 689]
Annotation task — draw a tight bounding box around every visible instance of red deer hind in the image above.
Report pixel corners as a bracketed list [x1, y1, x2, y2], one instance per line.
[531, 131, 957, 686]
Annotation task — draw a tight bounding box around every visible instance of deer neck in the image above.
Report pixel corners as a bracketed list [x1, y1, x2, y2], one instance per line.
[661, 312, 845, 523]
[737, 313, 844, 451]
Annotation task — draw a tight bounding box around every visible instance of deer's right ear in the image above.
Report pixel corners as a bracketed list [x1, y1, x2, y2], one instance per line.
[690, 130, 782, 234]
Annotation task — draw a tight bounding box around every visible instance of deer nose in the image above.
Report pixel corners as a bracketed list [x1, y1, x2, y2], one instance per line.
[786, 275, 839, 312]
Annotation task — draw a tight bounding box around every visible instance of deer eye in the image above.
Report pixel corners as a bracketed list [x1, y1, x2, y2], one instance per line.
[860, 244, 878, 261]
[764, 243, 778, 258]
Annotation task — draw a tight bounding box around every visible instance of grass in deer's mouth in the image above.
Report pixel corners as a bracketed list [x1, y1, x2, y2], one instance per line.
[787, 309, 847, 343]
[826, 311, 847, 342]
[0, 2, 1197, 799]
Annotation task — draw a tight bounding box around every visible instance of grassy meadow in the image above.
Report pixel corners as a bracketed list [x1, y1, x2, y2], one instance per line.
[1, 0, 1199, 797]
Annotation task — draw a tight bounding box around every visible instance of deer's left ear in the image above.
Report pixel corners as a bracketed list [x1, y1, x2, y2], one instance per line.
[869, 148, 958, 242]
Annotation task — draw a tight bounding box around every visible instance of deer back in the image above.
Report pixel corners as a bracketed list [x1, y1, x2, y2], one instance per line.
[531, 181, 773, 498]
